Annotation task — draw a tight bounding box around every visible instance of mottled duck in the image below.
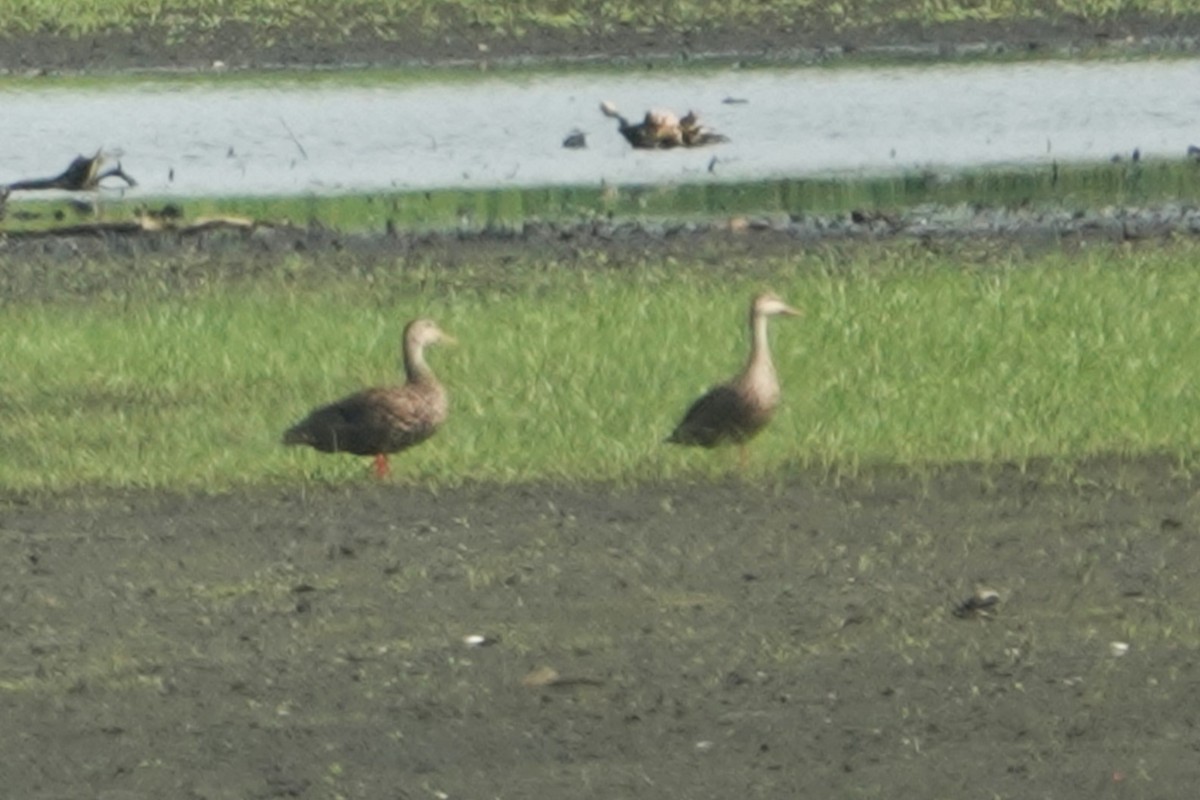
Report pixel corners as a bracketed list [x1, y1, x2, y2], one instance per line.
[666, 293, 800, 464]
[283, 319, 454, 478]
[600, 101, 728, 149]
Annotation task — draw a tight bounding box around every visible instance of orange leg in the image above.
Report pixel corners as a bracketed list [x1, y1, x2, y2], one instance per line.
[372, 453, 391, 479]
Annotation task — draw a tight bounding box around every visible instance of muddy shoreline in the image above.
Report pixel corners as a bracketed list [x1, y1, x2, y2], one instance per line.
[3, 14, 1199, 75]
[3, 201, 1199, 296]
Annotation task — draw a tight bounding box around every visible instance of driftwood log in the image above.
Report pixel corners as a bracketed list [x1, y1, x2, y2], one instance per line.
[4, 151, 137, 194]
[0, 153, 274, 237]
[0, 209, 260, 239]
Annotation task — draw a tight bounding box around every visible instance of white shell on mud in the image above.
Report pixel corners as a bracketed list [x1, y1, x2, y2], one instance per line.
[974, 588, 1000, 605]
[1109, 641, 1130, 657]
[463, 634, 498, 648]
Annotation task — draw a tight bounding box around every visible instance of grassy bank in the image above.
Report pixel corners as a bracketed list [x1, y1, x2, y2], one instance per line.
[3, 158, 1189, 236]
[5, 0, 1193, 45]
[2, 238, 1198, 492]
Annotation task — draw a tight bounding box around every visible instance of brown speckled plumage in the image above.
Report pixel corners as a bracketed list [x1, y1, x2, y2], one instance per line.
[600, 101, 728, 150]
[283, 319, 453, 477]
[667, 293, 800, 458]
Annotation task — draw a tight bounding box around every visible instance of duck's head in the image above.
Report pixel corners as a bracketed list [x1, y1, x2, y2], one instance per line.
[404, 319, 457, 349]
[752, 292, 801, 319]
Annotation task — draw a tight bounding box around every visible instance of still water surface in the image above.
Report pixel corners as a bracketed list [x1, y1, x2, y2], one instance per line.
[2, 59, 1198, 197]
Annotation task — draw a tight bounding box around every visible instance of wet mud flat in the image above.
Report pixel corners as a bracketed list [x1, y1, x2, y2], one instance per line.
[2, 456, 1199, 798]
[4, 200, 1200, 298]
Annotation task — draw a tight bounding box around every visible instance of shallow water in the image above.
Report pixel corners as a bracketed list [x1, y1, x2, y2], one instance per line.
[2, 59, 1199, 197]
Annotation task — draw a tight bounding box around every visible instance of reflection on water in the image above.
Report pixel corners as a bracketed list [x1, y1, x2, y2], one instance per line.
[2, 60, 1198, 197]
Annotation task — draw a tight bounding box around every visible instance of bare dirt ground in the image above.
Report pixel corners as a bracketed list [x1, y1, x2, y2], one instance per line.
[8, 235, 1200, 800]
[5, 18, 1200, 800]
[3, 458, 1200, 798]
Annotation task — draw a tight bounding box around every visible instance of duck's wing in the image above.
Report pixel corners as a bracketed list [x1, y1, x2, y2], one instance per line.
[372, 384, 447, 446]
[666, 384, 745, 447]
[284, 386, 439, 455]
[685, 130, 729, 147]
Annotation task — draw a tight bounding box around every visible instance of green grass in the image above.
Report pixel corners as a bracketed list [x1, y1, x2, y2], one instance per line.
[2, 239, 1199, 492]
[1, 0, 1193, 45]
[3, 158, 1191, 236]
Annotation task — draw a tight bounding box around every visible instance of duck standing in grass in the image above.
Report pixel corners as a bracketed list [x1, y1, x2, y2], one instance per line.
[666, 293, 800, 465]
[283, 319, 454, 478]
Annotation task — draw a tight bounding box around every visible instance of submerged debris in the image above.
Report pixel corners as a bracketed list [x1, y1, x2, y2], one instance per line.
[562, 129, 588, 149]
[600, 101, 728, 149]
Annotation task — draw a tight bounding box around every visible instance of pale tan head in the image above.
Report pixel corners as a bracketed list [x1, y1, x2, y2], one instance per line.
[403, 318, 456, 350]
[645, 109, 680, 127]
[751, 292, 801, 319]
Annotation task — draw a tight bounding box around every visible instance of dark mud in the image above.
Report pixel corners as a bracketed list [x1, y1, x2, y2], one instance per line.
[5, 200, 1200, 303]
[3, 457, 1199, 798]
[2, 13, 1199, 75]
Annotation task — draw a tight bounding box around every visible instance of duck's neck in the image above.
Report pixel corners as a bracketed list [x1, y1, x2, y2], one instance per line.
[744, 309, 775, 378]
[404, 341, 434, 384]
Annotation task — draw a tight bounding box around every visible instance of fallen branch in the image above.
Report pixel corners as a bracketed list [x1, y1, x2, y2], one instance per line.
[5, 151, 138, 193]
[1, 212, 261, 239]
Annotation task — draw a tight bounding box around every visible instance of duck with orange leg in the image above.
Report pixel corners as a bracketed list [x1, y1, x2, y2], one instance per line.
[283, 319, 454, 478]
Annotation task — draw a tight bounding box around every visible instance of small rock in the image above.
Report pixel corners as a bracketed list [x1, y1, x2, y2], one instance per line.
[522, 666, 560, 687]
[954, 587, 1000, 619]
